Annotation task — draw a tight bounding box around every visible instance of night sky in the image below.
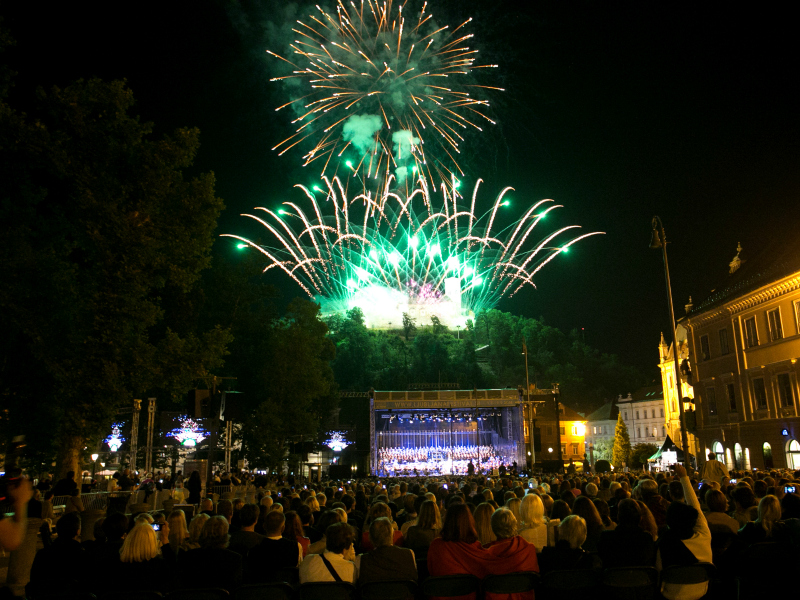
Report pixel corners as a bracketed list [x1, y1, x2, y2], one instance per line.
[2, 1, 797, 379]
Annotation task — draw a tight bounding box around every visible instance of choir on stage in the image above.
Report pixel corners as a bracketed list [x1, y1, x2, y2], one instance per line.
[377, 444, 509, 476]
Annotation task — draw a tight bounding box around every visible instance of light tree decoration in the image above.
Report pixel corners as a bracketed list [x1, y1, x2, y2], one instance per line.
[167, 416, 209, 448]
[105, 422, 126, 453]
[325, 431, 351, 452]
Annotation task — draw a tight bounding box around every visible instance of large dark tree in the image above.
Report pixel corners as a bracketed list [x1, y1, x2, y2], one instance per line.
[0, 77, 230, 477]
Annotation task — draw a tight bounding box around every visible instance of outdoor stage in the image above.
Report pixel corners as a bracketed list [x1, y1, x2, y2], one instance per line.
[369, 389, 526, 476]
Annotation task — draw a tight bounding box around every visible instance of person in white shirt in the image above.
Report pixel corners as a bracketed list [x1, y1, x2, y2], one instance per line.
[299, 522, 358, 584]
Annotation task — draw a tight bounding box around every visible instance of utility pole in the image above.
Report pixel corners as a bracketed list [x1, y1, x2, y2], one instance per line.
[523, 338, 535, 468]
[145, 397, 156, 474]
[553, 384, 562, 472]
[130, 399, 141, 473]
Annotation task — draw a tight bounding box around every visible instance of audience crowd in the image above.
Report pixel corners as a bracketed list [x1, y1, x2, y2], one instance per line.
[10, 459, 800, 600]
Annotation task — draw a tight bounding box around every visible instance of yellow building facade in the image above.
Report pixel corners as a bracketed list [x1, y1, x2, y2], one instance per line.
[676, 242, 800, 470]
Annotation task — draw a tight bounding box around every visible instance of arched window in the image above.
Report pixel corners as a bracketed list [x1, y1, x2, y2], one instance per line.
[734, 443, 744, 470]
[786, 440, 800, 470]
[763, 442, 774, 469]
[712, 441, 724, 463]
[725, 448, 733, 470]
[744, 447, 752, 470]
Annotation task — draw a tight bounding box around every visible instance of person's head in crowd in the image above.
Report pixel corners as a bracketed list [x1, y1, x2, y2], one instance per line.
[474, 502, 497, 545]
[305, 495, 320, 513]
[402, 493, 417, 516]
[316, 493, 327, 508]
[200, 498, 214, 513]
[584, 483, 598, 498]
[366, 501, 392, 527]
[616, 498, 641, 528]
[417, 499, 442, 530]
[325, 522, 356, 555]
[369, 517, 395, 548]
[168, 510, 189, 548]
[297, 504, 313, 526]
[636, 500, 658, 540]
[440, 503, 479, 544]
[238, 504, 260, 530]
[558, 515, 587, 550]
[261, 495, 274, 510]
[332, 507, 348, 523]
[593, 499, 613, 527]
[270, 503, 284, 514]
[551, 499, 571, 521]
[731, 486, 757, 512]
[781, 491, 800, 519]
[57, 512, 81, 540]
[705, 489, 729, 513]
[283, 511, 305, 540]
[756, 495, 782, 537]
[482, 489, 494, 503]
[316, 508, 344, 535]
[572, 496, 603, 529]
[668, 480, 684, 502]
[490, 507, 517, 540]
[559, 490, 575, 509]
[520, 492, 545, 527]
[341, 494, 355, 513]
[666, 497, 698, 540]
[635, 479, 658, 500]
[505, 497, 521, 525]
[200, 515, 229, 549]
[188, 513, 210, 545]
[120, 523, 160, 563]
[135, 513, 154, 525]
[754, 480, 768, 499]
[217, 499, 233, 523]
[102, 512, 128, 542]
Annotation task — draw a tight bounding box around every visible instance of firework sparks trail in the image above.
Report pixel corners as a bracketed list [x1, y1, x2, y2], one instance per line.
[268, 0, 501, 193]
[222, 176, 604, 318]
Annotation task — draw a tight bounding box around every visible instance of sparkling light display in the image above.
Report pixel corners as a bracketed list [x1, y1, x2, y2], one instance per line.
[223, 176, 603, 327]
[326, 431, 351, 452]
[268, 0, 501, 192]
[104, 422, 125, 453]
[167, 416, 209, 448]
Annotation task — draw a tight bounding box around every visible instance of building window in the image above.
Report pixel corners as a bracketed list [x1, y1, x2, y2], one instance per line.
[744, 316, 759, 348]
[623, 411, 627, 420]
[662, 426, 666, 437]
[671, 400, 675, 412]
[753, 378, 768, 410]
[712, 441, 724, 463]
[768, 308, 783, 342]
[719, 328, 730, 355]
[561, 444, 567, 456]
[637, 427, 641, 439]
[777, 373, 794, 407]
[727, 383, 736, 411]
[572, 444, 579, 455]
[524, 423, 529, 437]
[700, 335, 710, 360]
[763, 442, 774, 469]
[546, 426, 553, 436]
[707, 387, 717, 416]
[787, 440, 800, 470]
[795, 300, 800, 335]
[636, 410, 640, 420]
[660, 408, 664, 417]
[559, 426, 565, 436]
[734, 443, 744, 470]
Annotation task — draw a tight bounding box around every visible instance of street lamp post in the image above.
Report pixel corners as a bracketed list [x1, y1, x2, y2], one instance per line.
[650, 216, 692, 469]
[91, 453, 99, 483]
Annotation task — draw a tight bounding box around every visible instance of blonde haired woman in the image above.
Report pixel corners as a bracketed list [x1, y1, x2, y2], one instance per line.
[474, 502, 496, 546]
[185, 513, 209, 550]
[738, 495, 784, 544]
[405, 500, 442, 560]
[518, 493, 548, 550]
[118, 523, 172, 590]
[505, 497, 522, 530]
[162, 510, 190, 564]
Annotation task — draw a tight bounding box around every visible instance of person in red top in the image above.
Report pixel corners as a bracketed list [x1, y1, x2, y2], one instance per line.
[483, 508, 539, 600]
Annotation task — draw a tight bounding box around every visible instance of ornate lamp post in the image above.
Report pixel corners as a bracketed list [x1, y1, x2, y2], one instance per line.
[650, 216, 691, 469]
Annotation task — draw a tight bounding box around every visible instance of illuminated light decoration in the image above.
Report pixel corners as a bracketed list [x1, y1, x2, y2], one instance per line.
[326, 431, 351, 452]
[167, 416, 209, 448]
[104, 422, 125, 453]
[266, 0, 502, 194]
[223, 177, 603, 328]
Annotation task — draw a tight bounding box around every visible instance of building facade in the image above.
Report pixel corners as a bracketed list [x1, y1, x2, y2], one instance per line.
[680, 241, 800, 471]
[617, 386, 668, 448]
[585, 401, 618, 464]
